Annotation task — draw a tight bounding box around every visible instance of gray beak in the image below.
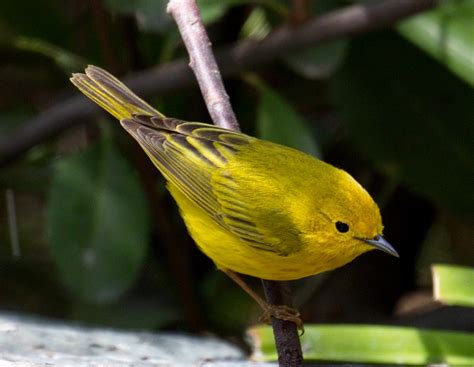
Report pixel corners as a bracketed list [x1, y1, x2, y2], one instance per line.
[364, 235, 399, 257]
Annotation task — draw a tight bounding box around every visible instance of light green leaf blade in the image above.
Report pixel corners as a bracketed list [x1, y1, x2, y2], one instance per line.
[432, 264, 474, 307]
[240, 6, 271, 40]
[256, 83, 321, 158]
[249, 324, 474, 365]
[398, 0, 474, 87]
[48, 138, 149, 304]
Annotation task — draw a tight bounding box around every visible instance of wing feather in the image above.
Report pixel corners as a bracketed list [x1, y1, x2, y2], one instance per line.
[71, 66, 291, 254]
[121, 115, 286, 254]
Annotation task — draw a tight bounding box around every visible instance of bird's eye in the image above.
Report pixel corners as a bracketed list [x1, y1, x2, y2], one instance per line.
[335, 221, 349, 233]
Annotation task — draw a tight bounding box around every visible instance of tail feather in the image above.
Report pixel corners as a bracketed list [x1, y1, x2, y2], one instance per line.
[70, 65, 164, 120]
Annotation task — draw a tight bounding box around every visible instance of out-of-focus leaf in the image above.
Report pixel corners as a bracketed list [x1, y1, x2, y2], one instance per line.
[104, 0, 248, 32]
[432, 264, 474, 307]
[48, 136, 149, 304]
[104, 0, 171, 33]
[256, 80, 321, 158]
[13, 36, 86, 74]
[286, 40, 348, 79]
[398, 0, 474, 87]
[285, 0, 348, 79]
[416, 218, 455, 286]
[330, 33, 474, 213]
[197, 0, 250, 24]
[240, 7, 271, 40]
[249, 324, 474, 364]
[197, 0, 230, 24]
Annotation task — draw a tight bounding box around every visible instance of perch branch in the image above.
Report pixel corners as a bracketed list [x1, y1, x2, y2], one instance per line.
[262, 280, 303, 366]
[0, 0, 437, 165]
[167, 0, 302, 364]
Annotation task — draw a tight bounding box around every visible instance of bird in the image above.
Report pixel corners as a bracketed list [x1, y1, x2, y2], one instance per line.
[70, 65, 398, 328]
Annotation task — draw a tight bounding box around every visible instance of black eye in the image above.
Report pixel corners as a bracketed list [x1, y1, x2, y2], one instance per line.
[336, 221, 349, 233]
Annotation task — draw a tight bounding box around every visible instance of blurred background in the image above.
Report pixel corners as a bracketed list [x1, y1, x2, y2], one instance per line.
[0, 0, 472, 345]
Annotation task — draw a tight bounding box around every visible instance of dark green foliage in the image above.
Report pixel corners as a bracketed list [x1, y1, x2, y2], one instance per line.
[256, 82, 321, 158]
[0, 0, 472, 348]
[330, 33, 474, 214]
[48, 134, 149, 303]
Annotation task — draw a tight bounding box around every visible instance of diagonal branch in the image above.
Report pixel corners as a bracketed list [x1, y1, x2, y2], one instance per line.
[167, 0, 240, 132]
[0, 0, 437, 165]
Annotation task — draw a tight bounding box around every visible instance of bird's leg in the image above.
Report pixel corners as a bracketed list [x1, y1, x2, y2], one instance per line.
[222, 269, 303, 331]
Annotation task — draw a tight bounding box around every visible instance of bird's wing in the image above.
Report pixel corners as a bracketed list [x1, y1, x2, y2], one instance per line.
[70, 66, 293, 255]
[122, 115, 289, 255]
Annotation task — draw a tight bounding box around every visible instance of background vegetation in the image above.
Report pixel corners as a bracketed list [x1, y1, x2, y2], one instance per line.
[0, 0, 472, 351]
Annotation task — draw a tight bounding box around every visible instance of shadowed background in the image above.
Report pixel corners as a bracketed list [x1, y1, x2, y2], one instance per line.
[0, 0, 472, 345]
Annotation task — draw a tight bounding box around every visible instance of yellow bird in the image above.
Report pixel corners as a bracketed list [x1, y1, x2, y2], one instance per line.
[71, 66, 398, 326]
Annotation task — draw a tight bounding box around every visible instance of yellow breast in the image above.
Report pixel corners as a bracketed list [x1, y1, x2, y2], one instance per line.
[168, 183, 363, 280]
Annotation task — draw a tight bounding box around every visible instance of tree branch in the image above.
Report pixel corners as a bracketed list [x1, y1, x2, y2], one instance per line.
[0, 0, 437, 165]
[262, 280, 303, 366]
[167, 1, 302, 364]
[167, 0, 240, 132]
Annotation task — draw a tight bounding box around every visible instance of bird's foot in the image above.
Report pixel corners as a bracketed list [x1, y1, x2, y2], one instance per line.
[259, 304, 304, 334]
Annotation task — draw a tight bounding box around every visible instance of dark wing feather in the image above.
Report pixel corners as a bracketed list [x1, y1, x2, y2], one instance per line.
[120, 115, 251, 218]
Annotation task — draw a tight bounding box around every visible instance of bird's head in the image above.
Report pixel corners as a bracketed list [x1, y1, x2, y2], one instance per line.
[303, 165, 399, 261]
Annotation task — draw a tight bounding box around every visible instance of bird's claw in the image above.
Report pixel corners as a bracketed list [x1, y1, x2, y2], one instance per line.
[259, 304, 304, 334]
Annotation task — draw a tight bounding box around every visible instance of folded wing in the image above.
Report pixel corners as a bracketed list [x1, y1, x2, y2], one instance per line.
[122, 115, 287, 254]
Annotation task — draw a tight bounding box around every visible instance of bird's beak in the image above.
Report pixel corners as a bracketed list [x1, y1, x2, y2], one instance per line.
[364, 235, 399, 257]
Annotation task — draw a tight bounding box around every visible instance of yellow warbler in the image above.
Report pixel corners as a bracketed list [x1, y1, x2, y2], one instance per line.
[71, 66, 398, 324]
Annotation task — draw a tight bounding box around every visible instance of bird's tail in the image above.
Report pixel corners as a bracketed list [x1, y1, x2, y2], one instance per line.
[70, 65, 164, 121]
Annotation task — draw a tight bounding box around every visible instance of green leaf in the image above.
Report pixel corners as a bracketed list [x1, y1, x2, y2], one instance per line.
[104, 0, 248, 32]
[330, 33, 474, 213]
[256, 81, 321, 158]
[240, 6, 271, 40]
[197, 0, 248, 24]
[104, 0, 172, 33]
[432, 264, 474, 307]
[249, 324, 474, 364]
[285, 0, 348, 79]
[13, 36, 86, 74]
[285, 40, 348, 79]
[48, 137, 149, 304]
[398, 0, 474, 87]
